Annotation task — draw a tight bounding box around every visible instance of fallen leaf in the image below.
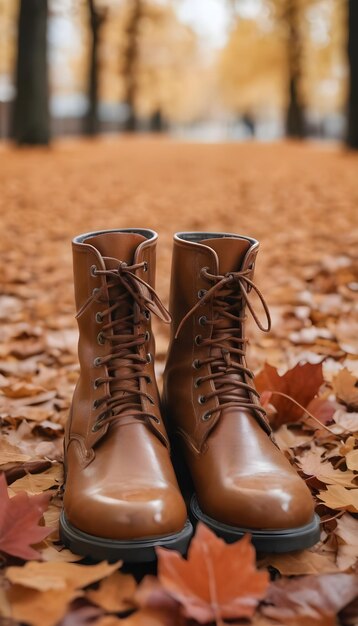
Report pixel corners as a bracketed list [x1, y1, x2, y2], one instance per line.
[332, 369, 358, 411]
[86, 570, 137, 613]
[0, 472, 51, 560]
[134, 575, 180, 612]
[317, 485, 358, 513]
[0, 437, 32, 465]
[331, 409, 358, 434]
[7, 584, 79, 626]
[157, 523, 269, 623]
[345, 449, 358, 471]
[5, 560, 120, 592]
[335, 514, 358, 571]
[256, 362, 324, 428]
[261, 573, 358, 625]
[298, 449, 357, 488]
[8, 463, 63, 495]
[259, 550, 338, 576]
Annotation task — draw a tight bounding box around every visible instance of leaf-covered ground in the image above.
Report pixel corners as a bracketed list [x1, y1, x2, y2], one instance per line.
[0, 138, 357, 626]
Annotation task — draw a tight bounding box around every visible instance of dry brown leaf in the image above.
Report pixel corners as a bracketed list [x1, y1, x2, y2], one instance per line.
[335, 514, 358, 571]
[298, 449, 357, 488]
[261, 573, 358, 625]
[7, 584, 80, 626]
[6, 560, 120, 592]
[8, 463, 63, 495]
[86, 570, 137, 613]
[332, 369, 358, 411]
[0, 437, 32, 465]
[259, 550, 338, 576]
[346, 449, 358, 471]
[317, 485, 358, 513]
[40, 544, 83, 563]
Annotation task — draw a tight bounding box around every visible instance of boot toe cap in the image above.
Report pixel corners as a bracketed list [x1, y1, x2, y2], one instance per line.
[198, 472, 315, 530]
[65, 483, 187, 541]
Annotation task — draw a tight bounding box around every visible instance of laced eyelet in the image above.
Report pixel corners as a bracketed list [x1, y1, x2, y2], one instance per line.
[92, 287, 100, 297]
[192, 359, 201, 369]
[195, 335, 202, 345]
[198, 395, 206, 404]
[194, 377, 202, 388]
[97, 332, 105, 345]
[153, 416, 160, 423]
[198, 289, 207, 299]
[94, 378, 100, 389]
[90, 265, 98, 277]
[143, 262, 148, 272]
[201, 411, 212, 421]
[93, 399, 100, 410]
[146, 376, 152, 384]
[146, 352, 152, 363]
[91, 421, 100, 432]
[145, 331, 150, 341]
[200, 267, 210, 278]
[199, 315, 207, 326]
[95, 312, 103, 324]
[144, 310, 151, 320]
[93, 357, 102, 367]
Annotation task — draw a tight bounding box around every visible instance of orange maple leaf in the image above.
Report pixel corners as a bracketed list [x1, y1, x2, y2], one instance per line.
[156, 523, 269, 625]
[256, 362, 324, 429]
[0, 473, 51, 560]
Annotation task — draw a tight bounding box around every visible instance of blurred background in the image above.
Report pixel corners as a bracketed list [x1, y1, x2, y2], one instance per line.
[0, 0, 357, 147]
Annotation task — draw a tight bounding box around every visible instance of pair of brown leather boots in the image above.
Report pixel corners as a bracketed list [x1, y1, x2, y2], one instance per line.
[60, 229, 319, 562]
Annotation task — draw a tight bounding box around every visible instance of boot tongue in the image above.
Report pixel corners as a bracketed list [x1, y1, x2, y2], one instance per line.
[199, 237, 251, 404]
[86, 232, 147, 418]
[199, 236, 250, 274]
[86, 232, 146, 266]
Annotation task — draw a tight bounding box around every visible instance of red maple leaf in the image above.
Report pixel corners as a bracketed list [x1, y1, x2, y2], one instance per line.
[0, 473, 51, 560]
[256, 362, 325, 429]
[156, 522, 269, 624]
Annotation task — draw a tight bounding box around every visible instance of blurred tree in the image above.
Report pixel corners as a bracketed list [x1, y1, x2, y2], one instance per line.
[122, 0, 143, 131]
[284, 0, 305, 137]
[13, 0, 50, 145]
[84, 0, 108, 135]
[347, 0, 358, 148]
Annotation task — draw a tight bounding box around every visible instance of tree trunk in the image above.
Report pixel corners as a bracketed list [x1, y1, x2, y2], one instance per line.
[84, 0, 106, 136]
[13, 0, 50, 145]
[347, 0, 358, 148]
[285, 0, 305, 138]
[122, 0, 142, 132]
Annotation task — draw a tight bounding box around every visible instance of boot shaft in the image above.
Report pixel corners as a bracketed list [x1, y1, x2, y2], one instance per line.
[69, 228, 169, 449]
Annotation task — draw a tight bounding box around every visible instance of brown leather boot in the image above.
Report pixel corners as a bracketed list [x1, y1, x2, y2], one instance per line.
[60, 229, 192, 562]
[163, 232, 319, 552]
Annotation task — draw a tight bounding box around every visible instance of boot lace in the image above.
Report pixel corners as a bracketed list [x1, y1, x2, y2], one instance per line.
[175, 267, 271, 421]
[78, 261, 171, 432]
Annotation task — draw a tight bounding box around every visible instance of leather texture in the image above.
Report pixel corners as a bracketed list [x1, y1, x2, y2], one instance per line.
[64, 229, 187, 541]
[163, 232, 315, 531]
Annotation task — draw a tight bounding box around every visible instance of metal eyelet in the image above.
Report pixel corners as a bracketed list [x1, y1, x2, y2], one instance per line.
[92, 287, 100, 297]
[145, 331, 150, 341]
[90, 265, 98, 277]
[143, 262, 148, 272]
[94, 378, 100, 389]
[144, 310, 151, 320]
[195, 335, 202, 346]
[198, 395, 206, 404]
[192, 359, 201, 369]
[93, 399, 99, 410]
[199, 316, 207, 326]
[95, 312, 103, 324]
[146, 376, 152, 384]
[97, 332, 105, 345]
[201, 411, 212, 421]
[146, 352, 152, 363]
[153, 416, 160, 424]
[194, 378, 202, 388]
[198, 289, 207, 299]
[91, 422, 100, 432]
[93, 357, 102, 367]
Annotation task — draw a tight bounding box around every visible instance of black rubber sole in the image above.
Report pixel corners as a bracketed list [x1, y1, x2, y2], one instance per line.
[59, 511, 193, 563]
[190, 495, 320, 553]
